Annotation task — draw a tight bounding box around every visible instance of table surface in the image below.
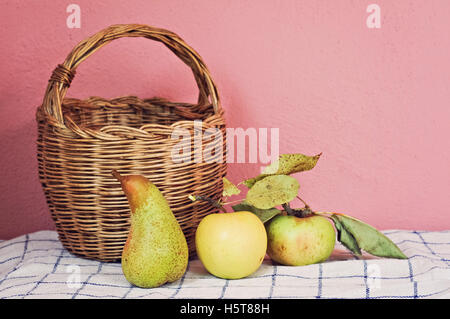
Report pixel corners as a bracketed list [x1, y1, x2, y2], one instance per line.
[0, 230, 449, 299]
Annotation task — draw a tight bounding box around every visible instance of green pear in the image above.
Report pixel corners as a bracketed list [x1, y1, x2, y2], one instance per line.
[266, 215, 335, 266]
[112, 170, 188, 288]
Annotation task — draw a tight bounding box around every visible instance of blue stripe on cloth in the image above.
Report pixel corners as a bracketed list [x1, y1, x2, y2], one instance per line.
[0, 254, 72, 263]
[6, 280, 131, 290]
[4, 292, 127, 299]
[219, 279, 229, 299]
[169, 261, 190, 299]
[383, 230, 450, 235]
[315, 263, 323, 299]
[21, 245, 65, 298]
[0, 235, 29, 287]
[413, 282, 418, 299]
[0, 256, 21, 265]
[71, 262, 103, 299]
[0, 275, 36, 280]
[407, 258, 414, 282]
[3, 286, 448, 300]
[268, 260, 277, 299]
[275, 287, 450, 299]
[1, 282, 449, 300]
[363, 260, 370, 299]
[0, 261, 445, 283]
[391, 239, 450, 246]
[367, 286, 450, 299]
[0, 238, 60, 251]
[0, 279, 41, 295]
[414, 231, 450, 266]
[121, 286, 134, 299]
[407, 257, 419, 298]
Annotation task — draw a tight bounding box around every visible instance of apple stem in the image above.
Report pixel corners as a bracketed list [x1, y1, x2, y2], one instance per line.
[284, 194, 320, 218]
[283, 202, 314, 218]
[296, 196, 311, 210]
[282, 203, 295, 215]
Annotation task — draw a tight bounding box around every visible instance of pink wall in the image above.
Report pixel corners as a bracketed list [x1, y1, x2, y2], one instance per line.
[1, 1, 449, 239]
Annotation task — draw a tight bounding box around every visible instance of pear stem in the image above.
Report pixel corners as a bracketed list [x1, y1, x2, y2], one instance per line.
[189, 195, 227, 213]
[112, 169, 123, 182]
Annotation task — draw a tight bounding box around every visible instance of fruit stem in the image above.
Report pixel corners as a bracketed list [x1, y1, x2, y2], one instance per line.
[282, 203, 295, 215]
[188, 195, 228, 213]
[296, 196, 311, 209]
[112, 169, 123, 182]
[221, 199, 244, 206]
[283, 202, 315, 218]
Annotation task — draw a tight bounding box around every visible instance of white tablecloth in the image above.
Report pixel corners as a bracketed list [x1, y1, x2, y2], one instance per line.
[0, 230, 449, 299]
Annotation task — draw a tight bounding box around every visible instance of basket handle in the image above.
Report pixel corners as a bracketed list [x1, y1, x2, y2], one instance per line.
[41, 24, 221, 124]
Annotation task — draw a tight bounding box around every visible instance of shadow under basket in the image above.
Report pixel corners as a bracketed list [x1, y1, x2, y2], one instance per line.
[36, 24, 227, 262]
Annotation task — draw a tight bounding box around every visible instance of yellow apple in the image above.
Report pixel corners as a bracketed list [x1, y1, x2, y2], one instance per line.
[195, 211, 267, 279]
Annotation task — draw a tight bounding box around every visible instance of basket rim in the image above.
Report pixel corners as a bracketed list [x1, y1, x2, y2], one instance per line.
[36, 95, 225, 141]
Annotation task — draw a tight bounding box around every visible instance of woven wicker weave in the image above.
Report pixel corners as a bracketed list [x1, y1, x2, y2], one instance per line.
[36, 24, 227, 262]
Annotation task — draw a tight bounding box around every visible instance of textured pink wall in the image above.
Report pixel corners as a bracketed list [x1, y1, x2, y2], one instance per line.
[1, 1, 449, 239]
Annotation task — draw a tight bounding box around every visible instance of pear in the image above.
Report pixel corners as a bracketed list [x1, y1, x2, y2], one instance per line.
[112, 170, 188, 288]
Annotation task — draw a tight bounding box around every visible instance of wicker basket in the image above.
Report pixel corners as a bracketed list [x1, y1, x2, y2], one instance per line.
[36, 24, 227, 262]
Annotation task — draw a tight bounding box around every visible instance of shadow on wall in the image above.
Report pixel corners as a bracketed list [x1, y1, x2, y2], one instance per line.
[0, 117, 55, 240]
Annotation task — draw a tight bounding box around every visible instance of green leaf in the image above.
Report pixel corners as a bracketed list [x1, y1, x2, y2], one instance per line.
[330, 215, 361, 256]
[332, 214, 407, 259]
[245, 175, 299, 209]
[262, 153, 322, 175]
[242, 178, 259, 188]
[222, 177, 241, 198]
[232, 202, 281, 224]
[243, 153, 321, 188]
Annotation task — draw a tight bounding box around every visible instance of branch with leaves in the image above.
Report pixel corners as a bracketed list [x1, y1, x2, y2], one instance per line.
[189, 153, 407, 259]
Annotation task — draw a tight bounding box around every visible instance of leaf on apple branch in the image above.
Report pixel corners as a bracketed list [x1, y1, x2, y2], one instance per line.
[245, 175, 300, 209]
[232, 202, 282, 224]
[243, 153, 321, 188]
[322, 213, 407, 259]
[330, 215, 362, 256]
[222, 177, 241, 198]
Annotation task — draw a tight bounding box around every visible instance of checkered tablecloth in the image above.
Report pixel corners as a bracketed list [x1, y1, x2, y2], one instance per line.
[0, 230, 449, 299]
